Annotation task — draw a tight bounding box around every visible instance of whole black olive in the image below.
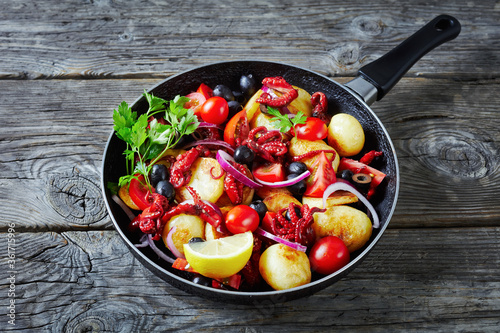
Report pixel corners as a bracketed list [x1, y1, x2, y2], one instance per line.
[233, 145, 255, 165]
[286, 174, 307, 196]
[287, 162, 308, 175]
[156, 180, 175, 202]
[150, 164, 168, 187]
[249, 200, 268, 221]
[213, 84, 235, 102]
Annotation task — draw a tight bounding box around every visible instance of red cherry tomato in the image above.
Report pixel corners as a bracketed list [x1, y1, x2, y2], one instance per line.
[223, 110, 249, 146]
[129, 175, 154, 210]
[309, 236, 350, 275]
[294, 117, 328, 141]
[200, 96, 229, 125]
[196, 83, 213, 99]
[225, 205, 260, 234]
[304, 152, 336, 197]
[253, 163, 286, 183]
[261, 211, 276, 233]
[184, 92, 206, 119]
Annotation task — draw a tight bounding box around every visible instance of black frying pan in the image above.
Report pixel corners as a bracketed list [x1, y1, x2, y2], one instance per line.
[101, 15, 460, 303]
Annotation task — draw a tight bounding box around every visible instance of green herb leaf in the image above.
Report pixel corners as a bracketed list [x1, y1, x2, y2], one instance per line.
[267, 107, 307, 133]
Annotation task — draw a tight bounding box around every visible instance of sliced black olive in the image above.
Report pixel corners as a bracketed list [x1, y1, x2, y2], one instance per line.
[351, 173, 372, 192]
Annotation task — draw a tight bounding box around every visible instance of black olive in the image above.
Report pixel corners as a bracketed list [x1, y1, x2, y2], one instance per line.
[351, 173, 372, 192]
[287, 162, 308, 175]
[156, 180, 175, 202]
[286, 174, 307, 196]
[232, 90, 245, 103]
[338, 169, 354, 182]
[240, 74, 257, 98]
[285, 205, 302, 221]
[227, 100, 243, 118]
[188, 237, 205, 244]
[192, 274, 212, 287]
[249, 200, 268, 220]
[150, 164, 168, 187]
[233, 145, 255, 165]
[213, 84, 235, 102]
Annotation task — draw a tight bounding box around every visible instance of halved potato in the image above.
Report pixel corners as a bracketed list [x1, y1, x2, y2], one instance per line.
[118, 184, 140, 210]
[163, 214, 205, 256]
[176, 157, 225, 203]
[263, 192, 301, 213]
[302, 191, 358, 209]
[312, 205, 372, 253]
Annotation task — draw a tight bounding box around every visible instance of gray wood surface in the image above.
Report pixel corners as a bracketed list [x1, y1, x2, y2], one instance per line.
[1, 0, 499, 332]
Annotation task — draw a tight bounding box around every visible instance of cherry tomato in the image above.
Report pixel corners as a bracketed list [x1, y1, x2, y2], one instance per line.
[200, 96, 229, 125]
[196, 83, 213, 100]
[253, 163, 286, 183]
[225, 205, 260, 234]
[223, 110, 249, 146]
[304, 152, 336, 197]
[309, 236, 350, 275]
[129, 175, 154, 210]
[338, 157, 386, 199]
[294, 117, 328, 141]
[184, 92, 206, 119]
[261, 211, 276, 233]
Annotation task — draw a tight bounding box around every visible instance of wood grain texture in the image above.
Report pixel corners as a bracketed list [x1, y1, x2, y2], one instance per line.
[0, 0, 498, 80]
[0, 0, 499, 331]
[0, 228, 499, 332]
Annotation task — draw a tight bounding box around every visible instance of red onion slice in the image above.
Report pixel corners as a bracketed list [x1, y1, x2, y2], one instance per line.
[165, 225, 185, 259]
[255, 227, 307, 252]
[147, 234, 176, 264]
[111, 194, 137, 221]
[254, 170, 310, 188]
[181, 139, 235, 153]
[199, 122, 223, 129]
[322, 181, 380, 229]
[216, 150, 262, 189]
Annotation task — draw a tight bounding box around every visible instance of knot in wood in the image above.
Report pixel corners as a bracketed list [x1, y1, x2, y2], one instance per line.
[47, 170, 107, 225]
[353, 16, 385, 36]
[64, 315, 109, 332]
[330, 43, 360, 68]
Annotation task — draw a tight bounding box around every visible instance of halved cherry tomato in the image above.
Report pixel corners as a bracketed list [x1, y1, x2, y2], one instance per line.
[261, 211, 276, 233]
[200, 96, 229, 125]
[338, 157, 386, 199]
[225, 205, 260, 234]
[224, 110, 249, 146]
[184, 92, 206, 119]
[304, 152, 336, 197]
[253, 163, 286, 183]
[293, 117, 328, 141]
[196, 83, 213, 100]
[309, 236, 350, 275]
[129, 175, 154, 210]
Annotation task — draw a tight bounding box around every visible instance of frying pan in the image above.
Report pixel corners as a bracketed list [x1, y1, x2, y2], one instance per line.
[101, 15, 460, 303]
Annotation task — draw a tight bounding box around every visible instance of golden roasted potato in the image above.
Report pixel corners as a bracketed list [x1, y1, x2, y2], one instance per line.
[263, 193, 301, 213]
[205, 222, 230, 241]
[327, 113, 365, 157]
[287, 86, 313, 116]
[244, 89, 264, 122]
[312, 205, 372, 253]
[163, 214, 205, 256]
[288, 137, 340, 172]
[118, 184, 140, 210]
[302, 191, 358, 209]
[259, 243, 311, 290]
[256, 186, 293, 199]
[176, 157, 225, 203]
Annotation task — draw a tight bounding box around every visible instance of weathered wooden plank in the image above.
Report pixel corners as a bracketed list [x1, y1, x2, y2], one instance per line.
[0, 228, 499, 331]
[0, 0, 497, 79]
[1, 77, 498, 231]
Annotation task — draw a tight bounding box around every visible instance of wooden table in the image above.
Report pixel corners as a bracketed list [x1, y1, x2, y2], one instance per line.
[1, 0, 499, 331]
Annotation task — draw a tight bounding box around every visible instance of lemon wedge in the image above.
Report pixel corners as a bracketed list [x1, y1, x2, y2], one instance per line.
[183, 231, 253, 279]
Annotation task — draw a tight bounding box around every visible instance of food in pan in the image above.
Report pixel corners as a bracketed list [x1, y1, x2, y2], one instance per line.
[109, 74, 386, 291]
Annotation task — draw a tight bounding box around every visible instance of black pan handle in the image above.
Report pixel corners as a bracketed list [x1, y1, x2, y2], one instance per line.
[357, 14, 461, 101]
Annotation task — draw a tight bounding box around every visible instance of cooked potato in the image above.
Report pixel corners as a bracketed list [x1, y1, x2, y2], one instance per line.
[176, 157, 225, 203]
[302, 191, 358, 209]
[205, 222, 230, 241]
[287, 86, 313, 116]
[118, 184, 140, 210]
[259, 243, 311, 290]
[312, 205, 372, 253]
[215, 165, 255, 208]
[327, 113, 365, 157]
[263, 193, 302, 213]
[163, 214, 205, 256]
[256, 186, 293, 199]
[244, 89, 264, 122]
[288, 137, 340, 172]
[249, 109, 281, 132]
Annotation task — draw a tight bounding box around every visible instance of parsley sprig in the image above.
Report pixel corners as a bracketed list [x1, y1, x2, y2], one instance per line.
[267, 106, 307, 133]
[112, 91, 199, 188]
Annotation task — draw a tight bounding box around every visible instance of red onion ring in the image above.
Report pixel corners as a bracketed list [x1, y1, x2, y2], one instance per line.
[181, 139, 235, 153]
[199, 122, 223, 129]
[255, 227, 307, 252]
[147, 234, 175, 264]
[216, 150, 262, 189]
[165, 225, 185, 259]
[254, 170, 310, 188]
[134, 234, 149, 248]
[178, 199, 223, 220]
[111, 194, 137, 221]
[322, 181, 380, 229]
